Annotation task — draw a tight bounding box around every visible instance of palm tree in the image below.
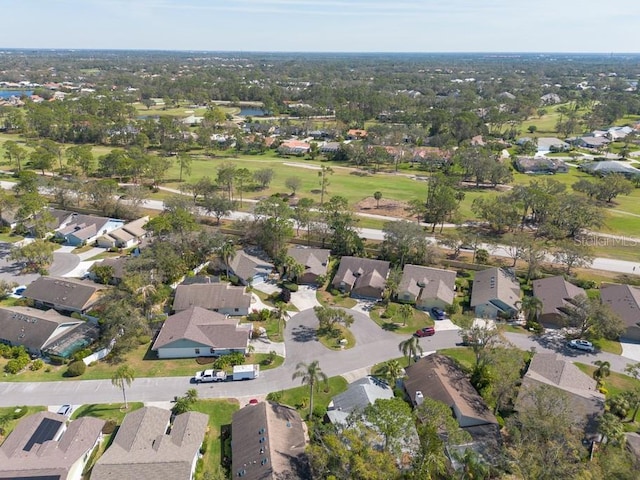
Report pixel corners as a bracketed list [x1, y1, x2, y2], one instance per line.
[273, 302, 290, 336]
[111, 365, 135, 409]
[593, 360, 611, 384]
[399, 336, 423, 367]
[218, 241, 236, 279]
[399, 304, 413, 327]
[380, 359, 403, 388]
[292, 360, 328, 420]
[518, 295, 543, 324]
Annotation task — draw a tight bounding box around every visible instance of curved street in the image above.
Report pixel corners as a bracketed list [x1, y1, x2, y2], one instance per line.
[0, 305, 635, 408]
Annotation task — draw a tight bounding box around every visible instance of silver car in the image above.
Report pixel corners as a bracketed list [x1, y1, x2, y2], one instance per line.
[567, 339, 595, 353]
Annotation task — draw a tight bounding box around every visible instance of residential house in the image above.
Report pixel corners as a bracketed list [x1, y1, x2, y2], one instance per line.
[517, 353, 605, 436]
[404, 354, 500, 441]
[0, 306, 89, 357]
[277, 140, 310, 155]
[91, 407, 208, 480]
[518, 137, 569, 153]
[326, 376, 394, 425]
[513, 156, 568, 174]
[398, 264, 456, 311]
[0, 411, 104, 480]
[470, 268, 521, 320]
[573, 136, 611, 149]
[346, 129, 367, 140]
[89, 256, 131, 285]
[23, 277, 104, 314]
[607, 126, 633, 141]
[0, 207, 20, 229]
[231, 401, 310, 480]
[172, 283, 251, 316]
[540, 93, 562, 105]
[55, 213, 124, 246]
[532, 276, 586, 327]
[26, 208, 75, 236]
[331, 256, 390, 299]
[96, 216, 149, 249]
[579, 161, 640, 177]
[600, 283, 640, 342]
[286, 247, 330, 284]
[320, 141, 341, 154]
[410, 146, 452, 166]
[229, 250, 274, 285]
[152, 306, 251, 358]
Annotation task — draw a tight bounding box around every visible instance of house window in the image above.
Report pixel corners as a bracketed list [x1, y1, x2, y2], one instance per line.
[213, 308, 219, 312]
[210, 348, 216, 354]
[195, 348, 200, 355]
[234, 308, 239, 312]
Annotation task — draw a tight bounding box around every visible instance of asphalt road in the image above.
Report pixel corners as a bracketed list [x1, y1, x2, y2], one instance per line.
[0, 308, 635, 407]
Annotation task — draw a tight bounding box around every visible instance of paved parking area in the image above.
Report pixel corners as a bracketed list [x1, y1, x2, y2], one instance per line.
[621, 341, 640, 362]
[0, 242, 41, 285]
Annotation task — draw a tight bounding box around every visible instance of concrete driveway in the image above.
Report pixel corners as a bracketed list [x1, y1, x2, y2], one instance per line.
[0, 242, 41, 285]
[289, 285, 321, 311]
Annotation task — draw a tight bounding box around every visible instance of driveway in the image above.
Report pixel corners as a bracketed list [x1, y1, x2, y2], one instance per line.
[0, 242, 81, 284]
[289, 285, 321, 311]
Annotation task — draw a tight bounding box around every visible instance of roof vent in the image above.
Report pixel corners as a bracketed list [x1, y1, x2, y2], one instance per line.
[415, 391, 424, 406]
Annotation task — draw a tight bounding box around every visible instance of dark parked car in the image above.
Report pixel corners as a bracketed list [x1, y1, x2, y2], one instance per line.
[415, 327, 436, 337]
[430, 307, 446, 320]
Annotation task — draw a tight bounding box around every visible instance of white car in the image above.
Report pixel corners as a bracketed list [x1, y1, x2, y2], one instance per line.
[567, 339, 595, 353]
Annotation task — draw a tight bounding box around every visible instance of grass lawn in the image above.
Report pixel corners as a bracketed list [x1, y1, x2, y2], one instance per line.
[270, 376, 348, 417]
[316, 288, 357, 308]
[86, 251, 123, 261]
[592, 338, 622, 355]
[575, 363, 640, 397]
[0, 232, 23, 243]
[369, 303, 434, 335]
[190, 399, 239, 479]
[437, 347, 477, 372]
[252, 289, 299, 312]
[498, 323, 533, 335]
[0, 405, 46, 440]
[317, 324, 355, 350]
[0, 344, 283, 382]
[71, 402, 144, 424]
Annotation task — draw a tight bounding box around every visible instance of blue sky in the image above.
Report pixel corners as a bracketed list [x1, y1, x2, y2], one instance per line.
[1, 0, 637, 52]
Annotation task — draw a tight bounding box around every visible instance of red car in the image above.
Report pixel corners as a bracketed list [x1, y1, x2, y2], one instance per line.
[414, 327, 436, 337]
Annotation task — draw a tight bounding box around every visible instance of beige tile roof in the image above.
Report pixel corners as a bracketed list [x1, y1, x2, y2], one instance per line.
[399, 264, 456, 304]
[231, 402, 309, 480]
[92, 407, 208, 480]
[0, 411, 104, 478]
[152, 306, 249, 351]
[173, 283, 251, 313]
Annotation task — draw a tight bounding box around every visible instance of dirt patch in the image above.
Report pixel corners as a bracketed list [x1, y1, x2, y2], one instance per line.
[355, 197, 413, 219]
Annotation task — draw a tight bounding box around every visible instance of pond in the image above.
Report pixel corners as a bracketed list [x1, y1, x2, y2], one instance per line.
[0, 90, 32, 99]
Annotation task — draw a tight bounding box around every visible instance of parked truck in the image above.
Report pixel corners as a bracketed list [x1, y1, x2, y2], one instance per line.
[193, 364, 259, 383]
[194, 369, 227, 383]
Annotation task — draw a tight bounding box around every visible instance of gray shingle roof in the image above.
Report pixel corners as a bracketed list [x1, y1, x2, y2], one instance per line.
[0, 411, 104, 479]
[229, 251, 274, 281]
[399, 264, 456, 304]
[331, 256, 390, 293]
[23, 277, 103, 312]
[470, 268, 520, 310]
[231, 402, 309, 480]
[172, 283, 251, 313]
[327, 376, 394, 424]
[91, 407, 208, 480]
[0, 306, 82, 352]
[533, 276, 586, 318]
[287, 247, 330, 279]
[600, 283, 640, 330]
[152, 306, 250, 351]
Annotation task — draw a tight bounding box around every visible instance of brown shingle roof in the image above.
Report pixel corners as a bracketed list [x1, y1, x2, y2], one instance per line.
[231, 402, 309, 480]
[533, 276, 586, 318]
[470, 267, 520, 310]
[399, 264, 456, 304]
[404, 354, 497, 426]
[91, 407, 208, 480]
[0, 411, 104, 478]
[600, 283, 640, 330]
[173, 283, 251, 313]
[331, 256, 390, 294]
[287, 247, 330, 278]
[0, 306, 83, 352]
[526, 353, 601, 394]
[23, 277, 103, 312]
[229, 251, 274, 282]
[152, 306, 249, 351]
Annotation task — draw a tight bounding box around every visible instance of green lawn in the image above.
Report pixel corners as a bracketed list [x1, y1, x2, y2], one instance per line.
[369, 303, 434, 335]
[0, 405, 46, 439]
[316, 289, 357, 308]
[270, 375, 348, 417]
[317, 324, 355, 350]
[189, 399, 239, 479]
[0, 343, 284, 382]
[437, 347, 477, 372]
[71, 402, 144, 424]
[591, 338, 622, 355]
[0, 232, 23, 243]
[575, 363, 640, 397]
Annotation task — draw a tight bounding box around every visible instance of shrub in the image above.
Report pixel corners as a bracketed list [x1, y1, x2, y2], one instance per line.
[526, 320, 544, 334]
[12, 407, 28, 420]
[282, 282, 298, 292]
[49, 355, 67, 366]
[567, 277, 596, 290]
[65, 360, 86, 377]
[72, 348, 92, 362]
[102, 420, 117, 434]
[196, 356, 214, 365]
[30, 359, 44, 371]
[5, 357, 29, 374]
[137, 335, 151, 345]
[266, 390, 283, 402]
[279, 288, 291, 303]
